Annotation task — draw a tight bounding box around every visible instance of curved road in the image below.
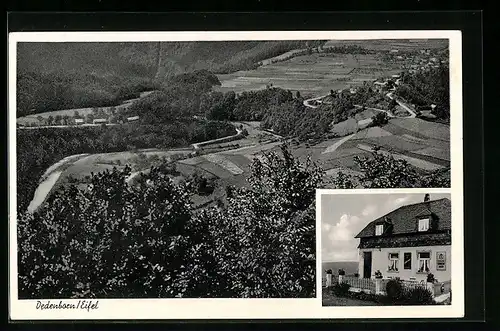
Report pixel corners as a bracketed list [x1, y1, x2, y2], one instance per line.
[303, 91, 416, 119]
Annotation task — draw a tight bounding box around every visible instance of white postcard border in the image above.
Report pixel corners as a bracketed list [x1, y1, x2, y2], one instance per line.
[8, 30, 463, 320]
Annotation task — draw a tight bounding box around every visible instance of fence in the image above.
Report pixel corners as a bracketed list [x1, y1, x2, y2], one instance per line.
[325, 274, 445, 298]
[341, 276, 376, 293]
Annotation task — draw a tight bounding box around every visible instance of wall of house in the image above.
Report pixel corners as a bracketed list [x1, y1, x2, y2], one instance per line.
[358, 244, 451, 282]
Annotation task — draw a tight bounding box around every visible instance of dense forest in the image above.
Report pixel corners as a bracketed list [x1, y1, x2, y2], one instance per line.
[396, 63, 450, 120]
[200, 86, 360, 139]
[123, 70, 222, 123]
[17, 41, 326, 116]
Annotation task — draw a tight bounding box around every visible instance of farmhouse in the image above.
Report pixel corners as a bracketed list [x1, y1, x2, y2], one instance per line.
[74, 118, 85, 125]
[127, 116, 140, 122]
[355, 194, 451, 283]
[93, 118, 108, 125]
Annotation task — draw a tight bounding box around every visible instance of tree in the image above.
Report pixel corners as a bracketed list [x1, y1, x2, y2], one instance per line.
[54, 115, 62, 125]
[371, 112, 389, 127]
[62, 115, 71, 125]
[296, 91, 301, 99]
[196, 143, 324, 297]
[85, 113, 95, 124]
[36, 116, 44, 125]
[18, 166, 203, 299]
[74, 111, 80, 118]
[47, 115, 54, 126]
[332, 151, 450, 188]
[389, 98, 398, 111]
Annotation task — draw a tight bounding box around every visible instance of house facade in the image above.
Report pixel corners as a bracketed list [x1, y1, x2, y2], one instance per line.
[355, 195, 451, 283]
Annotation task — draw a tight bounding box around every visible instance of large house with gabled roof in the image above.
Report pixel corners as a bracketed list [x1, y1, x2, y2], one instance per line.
[355, 194, 451, 282]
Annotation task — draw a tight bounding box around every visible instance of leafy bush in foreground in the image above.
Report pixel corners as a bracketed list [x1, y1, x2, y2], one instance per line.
[332, 282, 351, 296]
[18, 144, 323, 299]
[385, 279, 404, 302]
[331, 151, 450, 189]
[403, 287, 435, 305]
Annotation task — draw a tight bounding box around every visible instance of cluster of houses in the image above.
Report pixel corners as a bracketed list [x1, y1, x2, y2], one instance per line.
[387, 48, 448, 74]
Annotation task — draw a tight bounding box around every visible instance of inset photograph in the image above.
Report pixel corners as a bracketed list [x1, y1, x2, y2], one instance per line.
[320, 191, 452, 306]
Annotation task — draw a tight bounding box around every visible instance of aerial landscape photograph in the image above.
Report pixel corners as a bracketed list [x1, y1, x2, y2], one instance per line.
[15, 38, 451, 300]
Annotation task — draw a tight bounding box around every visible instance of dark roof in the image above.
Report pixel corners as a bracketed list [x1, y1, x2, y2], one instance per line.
[358, 232, 451, 249]
[355, 198, 451, 238]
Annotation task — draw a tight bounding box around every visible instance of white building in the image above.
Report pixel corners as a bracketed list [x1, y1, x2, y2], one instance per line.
[355, 195, 451, 282]
[127, 116, 140, 122]
[93, 118, 108, 125]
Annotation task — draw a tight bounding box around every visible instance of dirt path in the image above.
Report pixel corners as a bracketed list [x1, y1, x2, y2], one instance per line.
[322, 134, 356, 154]
[303, 94, 329, 109]
[386, 92, 417, 118]
[27, 171, 63, 213]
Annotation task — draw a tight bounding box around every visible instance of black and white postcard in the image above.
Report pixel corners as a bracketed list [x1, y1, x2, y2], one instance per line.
[320, 191, 453, 305]
[9, 30, 463, 320]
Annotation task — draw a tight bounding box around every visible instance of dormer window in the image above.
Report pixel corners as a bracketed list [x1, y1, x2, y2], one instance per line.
[418, 218, 430, 232]
[375, 224, 383, 236]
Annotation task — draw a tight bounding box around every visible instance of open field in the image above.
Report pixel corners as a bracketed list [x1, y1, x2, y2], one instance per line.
[322, 261, 359, 275]
[323, 39, 448, 51]
[16, 91, 156, 126]
[167, 116, 449, 191]
[215, 53, 403, 95]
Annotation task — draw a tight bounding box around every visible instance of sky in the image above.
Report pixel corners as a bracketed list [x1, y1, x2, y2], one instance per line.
[321, 192, 451, 262]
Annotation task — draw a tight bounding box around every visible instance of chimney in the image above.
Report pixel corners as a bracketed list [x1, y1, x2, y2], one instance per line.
[424, 194, 430, 202]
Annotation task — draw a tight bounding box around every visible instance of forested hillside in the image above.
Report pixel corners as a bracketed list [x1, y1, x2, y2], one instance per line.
[396, 63, 450, 120]
[17, 41, 325, 116]
[16, 70, 234, 212]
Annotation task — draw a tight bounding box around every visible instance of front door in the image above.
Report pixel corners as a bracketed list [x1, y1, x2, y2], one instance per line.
[363, 251, 372, 278]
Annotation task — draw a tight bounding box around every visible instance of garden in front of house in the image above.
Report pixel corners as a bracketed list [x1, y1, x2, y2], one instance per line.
[322, 288, 383, 306]
[322, 269, 447, 306]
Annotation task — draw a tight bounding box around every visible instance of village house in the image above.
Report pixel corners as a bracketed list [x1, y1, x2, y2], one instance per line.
[74, 118, 85, 125]
[93, 118, 108, 125]
[355, 194, 451, 283]
[127, 116, 140, 122]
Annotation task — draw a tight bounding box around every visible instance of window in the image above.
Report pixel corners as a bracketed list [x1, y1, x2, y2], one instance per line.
[375, 224, 383, 236]
[404, 252, 412, 270]
[417, 252, 431, 273]
[388, 252, 399, 272]
[418, 218, 430, 232]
